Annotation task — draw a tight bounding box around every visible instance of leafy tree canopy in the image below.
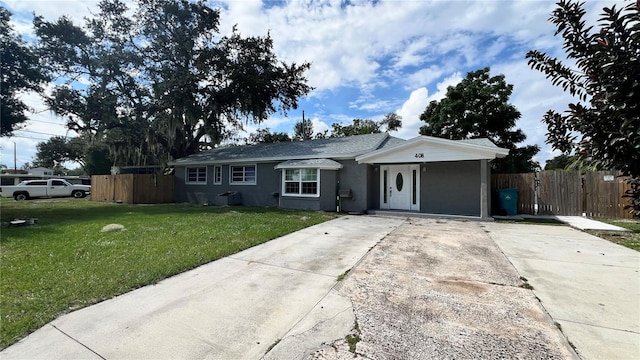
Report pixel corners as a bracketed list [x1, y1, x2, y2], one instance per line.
[419, 67, 539, 173]
[294, 114, 314, 140]
[0, 7, 47, 136]
[245, 128, 291, 144]
[526, 0, 639, 215]
[330, 113, 402, 138]
[33, 136, 86, 169]
[33, 0, 312, 166]
[544, 154, 575, 170]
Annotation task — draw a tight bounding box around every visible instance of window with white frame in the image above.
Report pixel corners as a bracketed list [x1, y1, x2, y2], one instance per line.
[283, 168, 319, 196]
[185, 167, 207, 184]
[230, 165, 256, 184]
[213, 165, 222, 185]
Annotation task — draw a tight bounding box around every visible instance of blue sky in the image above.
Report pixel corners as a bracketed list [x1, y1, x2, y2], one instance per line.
[0, 0, 618, 169]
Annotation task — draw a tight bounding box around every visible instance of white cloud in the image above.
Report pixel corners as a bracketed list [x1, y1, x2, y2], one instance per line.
[349, 99, 393, 112]
[311, 117, 330, 136]
[429, 72, 464, 102]
[393, 71, 464, 140]
[393, 87, 429, 140]
[1, 0, 621, 168]
[404, 65, 445, 90]
[391, 36, 431, 69]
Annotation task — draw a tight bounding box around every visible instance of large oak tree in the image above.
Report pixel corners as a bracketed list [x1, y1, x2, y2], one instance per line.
[34, 0, 312, 166]
[0, 7, 47, 136]
[419, 67, 539, 173]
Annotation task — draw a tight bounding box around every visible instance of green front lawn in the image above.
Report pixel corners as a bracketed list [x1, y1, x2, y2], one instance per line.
[589, 218, 640, 251]
[0, 198, 337, 349]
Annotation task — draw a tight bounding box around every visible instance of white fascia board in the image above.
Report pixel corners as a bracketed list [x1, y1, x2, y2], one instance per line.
[168, 153, 360, 167]
[356, 136, 509, 163]
[274, 164, 343, 170]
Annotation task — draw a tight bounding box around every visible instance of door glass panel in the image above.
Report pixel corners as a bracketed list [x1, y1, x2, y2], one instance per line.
[412, 169, 417, 204]
[396, 172, 403, 191]
[383, 170, 387, 203]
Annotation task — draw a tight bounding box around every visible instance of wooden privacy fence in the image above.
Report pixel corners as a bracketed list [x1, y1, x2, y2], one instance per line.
[491, 170, 634, 219]
[91, 174, 174, 204]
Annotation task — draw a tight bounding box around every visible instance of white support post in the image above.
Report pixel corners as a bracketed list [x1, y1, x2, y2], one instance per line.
[480, 159, 489, 219]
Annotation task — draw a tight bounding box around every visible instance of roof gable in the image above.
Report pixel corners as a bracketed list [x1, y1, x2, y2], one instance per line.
[355, 136, 509, 164]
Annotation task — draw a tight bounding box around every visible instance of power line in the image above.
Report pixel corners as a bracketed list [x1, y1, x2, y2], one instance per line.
[15, 129, 66, 136]
[28, 119, 67, 126]
[6, 135, 51, 141]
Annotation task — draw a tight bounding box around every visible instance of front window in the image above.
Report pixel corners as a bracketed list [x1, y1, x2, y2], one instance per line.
[283, 168, 319, 197]
[230, 165, 256, 185]
[186, 167, 207, 184]
[213, 165, 222, 185]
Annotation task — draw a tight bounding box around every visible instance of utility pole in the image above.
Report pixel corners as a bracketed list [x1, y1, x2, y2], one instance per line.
[14, 142, 17, 171]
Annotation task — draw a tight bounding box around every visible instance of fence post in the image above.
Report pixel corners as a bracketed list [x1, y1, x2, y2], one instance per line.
[534, 171, 539, 215]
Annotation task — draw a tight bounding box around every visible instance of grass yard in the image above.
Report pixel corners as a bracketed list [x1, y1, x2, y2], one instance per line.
[0, 198, 337, 349]
[588, 218, 640, 251]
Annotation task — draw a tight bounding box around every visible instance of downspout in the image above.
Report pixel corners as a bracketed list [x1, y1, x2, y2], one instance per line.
[336, 178, 340, 213]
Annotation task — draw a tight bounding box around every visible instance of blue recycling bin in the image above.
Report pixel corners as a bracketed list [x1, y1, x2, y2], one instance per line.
[497, 188, 519, 216]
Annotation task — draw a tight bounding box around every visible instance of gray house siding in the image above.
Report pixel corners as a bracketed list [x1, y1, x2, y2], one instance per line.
[175, 163, 280, 207]
[420, 160, 481, 216]
[320, 170, 338, 210]
[174, 165, 212, 204]
[368, 165, 380, 210]
[280, 170, 337, 211]
[335, 159, 369, 213]
[175, 162, 340, 211]
[170, 135, 505, 216]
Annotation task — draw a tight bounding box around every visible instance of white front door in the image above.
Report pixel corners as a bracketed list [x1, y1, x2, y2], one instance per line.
[380, 165, 420, 211]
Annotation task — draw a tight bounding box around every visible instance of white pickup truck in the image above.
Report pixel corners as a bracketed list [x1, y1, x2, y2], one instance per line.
[0, 179, 91, 201]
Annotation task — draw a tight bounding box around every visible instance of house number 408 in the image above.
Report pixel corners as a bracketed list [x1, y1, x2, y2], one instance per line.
[414, 153, 424, 158]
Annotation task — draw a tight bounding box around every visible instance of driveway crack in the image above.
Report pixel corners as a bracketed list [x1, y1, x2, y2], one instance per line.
[226, 256, 337, 278]
[555, 318, 640, 335]
[505, 256, 638, 269]
[50, 324, 106, 360]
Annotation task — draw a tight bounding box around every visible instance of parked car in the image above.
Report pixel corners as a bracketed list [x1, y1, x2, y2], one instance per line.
[0, 179, 91, 201]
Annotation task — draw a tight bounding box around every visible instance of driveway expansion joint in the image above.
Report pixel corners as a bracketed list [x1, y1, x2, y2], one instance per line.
[50, 324, 105, 360]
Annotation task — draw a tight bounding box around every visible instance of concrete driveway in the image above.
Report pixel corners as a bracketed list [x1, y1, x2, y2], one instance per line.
[285, 218, 577, 359]
[483, 222, 640, 360]
[1, 216, 404, 359]
[3, 216, 636, 359]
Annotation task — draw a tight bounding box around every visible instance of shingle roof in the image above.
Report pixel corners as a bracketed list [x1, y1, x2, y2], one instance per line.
[274, 159, 343, 170]
[168, 133, 392, 165]
[458, 138, 501, 148]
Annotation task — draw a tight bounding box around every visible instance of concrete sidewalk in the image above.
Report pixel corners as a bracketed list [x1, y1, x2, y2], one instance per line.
[0, 216, 404, 360]
[554, 216, 629, 231]
[496, 215, 629, 231]
[484, 222, 640, 359]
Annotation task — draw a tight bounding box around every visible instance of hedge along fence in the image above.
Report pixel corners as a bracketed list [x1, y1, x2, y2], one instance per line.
[90, 174, 175, 204]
